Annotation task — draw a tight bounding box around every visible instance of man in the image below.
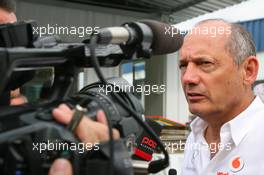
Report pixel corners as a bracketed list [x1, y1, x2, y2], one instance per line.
[179, 19, 264, 174]
[0, 1, 119, 175]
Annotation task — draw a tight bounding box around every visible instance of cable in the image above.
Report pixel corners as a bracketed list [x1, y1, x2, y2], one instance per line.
[88, 36, 114, 175]
[89, 35, 169, 173]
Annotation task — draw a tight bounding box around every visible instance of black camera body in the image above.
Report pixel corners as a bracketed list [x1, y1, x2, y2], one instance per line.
[0, 21, 145, 175]
[0, 82, 144, 175]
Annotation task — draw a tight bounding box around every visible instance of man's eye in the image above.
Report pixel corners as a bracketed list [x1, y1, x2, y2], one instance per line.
[179, 64, 187, 69]
[198, 61, 215, 72]
[200, 61, 212, 65]
[197, 61, 214, 67]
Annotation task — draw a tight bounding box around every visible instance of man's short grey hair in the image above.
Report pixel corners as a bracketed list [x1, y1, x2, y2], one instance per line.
[195, 19, 256, 65]
[0, 0, 16, 13]
[228, 23, 256, 65]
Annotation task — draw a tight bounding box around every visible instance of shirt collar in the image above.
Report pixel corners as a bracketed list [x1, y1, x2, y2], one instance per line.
[190, 117, 207, 142]
[229, 96, 264, 146]
[190, 96, 264, 145]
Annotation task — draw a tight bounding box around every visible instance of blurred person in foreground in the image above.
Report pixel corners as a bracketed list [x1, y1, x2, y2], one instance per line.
[0, 1, 119, 175]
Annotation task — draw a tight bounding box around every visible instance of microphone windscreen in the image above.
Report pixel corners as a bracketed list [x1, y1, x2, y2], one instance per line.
[141, 20, 183, 55]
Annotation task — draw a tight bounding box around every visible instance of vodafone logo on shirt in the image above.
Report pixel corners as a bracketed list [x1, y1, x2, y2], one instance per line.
[229, 156, 244, 173]
[216, 156, 244, 175]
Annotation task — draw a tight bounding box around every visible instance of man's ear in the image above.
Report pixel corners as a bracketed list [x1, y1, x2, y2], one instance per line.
[242, 56, 258, 86]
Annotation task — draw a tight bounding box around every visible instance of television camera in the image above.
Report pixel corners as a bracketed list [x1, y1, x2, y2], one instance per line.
[0, 20, 183, 175]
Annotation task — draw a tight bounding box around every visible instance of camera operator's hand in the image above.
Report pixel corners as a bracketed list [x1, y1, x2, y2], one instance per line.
[52, 104, 120, 144]
[49, 158, 72, 175]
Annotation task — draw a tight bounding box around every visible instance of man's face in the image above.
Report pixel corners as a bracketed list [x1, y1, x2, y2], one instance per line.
[0, 7, 16, 24]
[179, 21, 245, 118]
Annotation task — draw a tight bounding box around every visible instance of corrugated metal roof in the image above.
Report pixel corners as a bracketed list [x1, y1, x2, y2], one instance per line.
[239, 18, 264, 52]
[170, 0, 247, 23]
[56, 0, 247, 23]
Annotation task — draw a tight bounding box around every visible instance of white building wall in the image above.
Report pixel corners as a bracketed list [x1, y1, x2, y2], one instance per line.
[257, 51, 264, 80]
[165, 53, 189, 124]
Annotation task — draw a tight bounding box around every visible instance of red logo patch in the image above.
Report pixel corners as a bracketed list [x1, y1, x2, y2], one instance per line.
[229, 156, 244, 173]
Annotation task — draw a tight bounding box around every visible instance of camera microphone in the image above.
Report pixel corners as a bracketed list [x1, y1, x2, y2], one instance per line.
[96, 20, 183, 55]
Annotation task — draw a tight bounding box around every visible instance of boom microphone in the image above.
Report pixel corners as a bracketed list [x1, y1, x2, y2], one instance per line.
[97, 20, 183, 55]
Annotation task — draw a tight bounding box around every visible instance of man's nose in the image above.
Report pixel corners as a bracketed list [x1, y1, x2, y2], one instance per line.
[182, 63, 200, 86]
